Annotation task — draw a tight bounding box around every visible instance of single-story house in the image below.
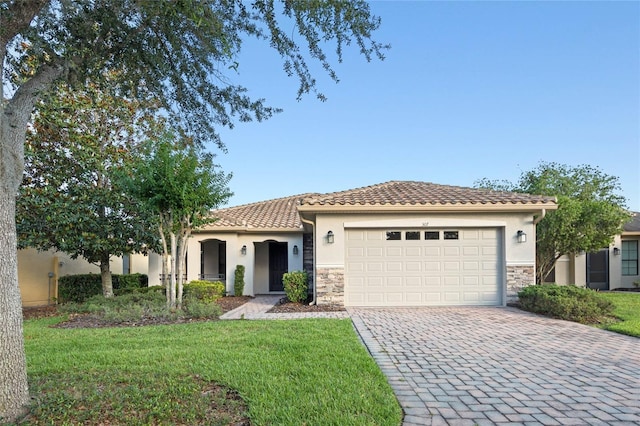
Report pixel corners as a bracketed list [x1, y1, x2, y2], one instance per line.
[551, 212, 640, 290]
[145, 181, 558, 306]
[19, 181, 558, 307]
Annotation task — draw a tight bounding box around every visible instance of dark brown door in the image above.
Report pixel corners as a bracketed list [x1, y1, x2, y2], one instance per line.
[269, 242, 288, 292]
[587, 249, 609, 290]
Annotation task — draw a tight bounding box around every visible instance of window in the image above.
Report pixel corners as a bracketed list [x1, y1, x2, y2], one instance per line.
[425, 231, 440, 240]
[622, 240, 638, 276]
[405, 231, 420, 240]
[444, 231, 459, 240]
[386, 231, 401, 241]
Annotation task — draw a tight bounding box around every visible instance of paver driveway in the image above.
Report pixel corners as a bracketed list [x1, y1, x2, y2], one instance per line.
[349, 307, 640, 426]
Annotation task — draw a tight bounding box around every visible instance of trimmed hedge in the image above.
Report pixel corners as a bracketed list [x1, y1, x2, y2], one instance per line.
[282, 270, 308, 304]
[183, 280, 225, 303]
[518, 284, 614, 324]
[234, 265, 245, 296]
[58, 273, 148, 303]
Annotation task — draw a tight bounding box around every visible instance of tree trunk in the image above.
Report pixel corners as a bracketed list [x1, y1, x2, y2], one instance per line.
[0, 190, 30, 422]
[169, 232, 177, 309]
[176, 219, 192, 309]
[99, 253, 113, 297]
[158, 220, 170, 307]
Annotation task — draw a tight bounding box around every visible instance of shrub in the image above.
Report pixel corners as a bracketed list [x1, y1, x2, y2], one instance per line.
[182, 296, 222, 319]
[282, 271, 308, 304]
[518, 284, 614, 324]
[183, 280, 225, 303]
[234, 265, 245, 296]
[58, 273, 148, 303]
[59, 292, 176, 323]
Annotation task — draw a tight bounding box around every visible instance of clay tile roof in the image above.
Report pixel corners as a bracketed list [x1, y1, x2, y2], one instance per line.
[200, 181, 556, 232]
[300, 181, 556, 206]
[201, 193, 320, 231]
[623, 212, 640, 233]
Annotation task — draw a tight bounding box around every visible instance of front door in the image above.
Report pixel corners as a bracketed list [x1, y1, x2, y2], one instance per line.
[269, 242, 288, 292]
[587, 249, 609, 290]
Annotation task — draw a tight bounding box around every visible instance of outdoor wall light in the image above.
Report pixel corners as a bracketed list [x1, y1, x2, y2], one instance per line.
[517, 230, 527, 243]
[327, 230, 335, 244]
[613, 247, 621, 256]
[241, 245, 247, 255]
[293, 245, 299, 255]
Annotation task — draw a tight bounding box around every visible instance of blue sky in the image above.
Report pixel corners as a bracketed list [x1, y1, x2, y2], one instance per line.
[213, 1, 639, 211]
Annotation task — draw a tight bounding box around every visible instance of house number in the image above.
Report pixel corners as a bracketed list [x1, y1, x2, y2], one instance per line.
[422, 222, 429, 227]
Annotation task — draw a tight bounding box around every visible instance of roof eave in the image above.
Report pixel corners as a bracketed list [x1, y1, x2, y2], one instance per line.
[194, 226, 303, 233]
[297, 202, 558, 213]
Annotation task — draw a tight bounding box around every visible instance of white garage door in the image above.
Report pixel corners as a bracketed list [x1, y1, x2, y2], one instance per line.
[345, 228, 502, 306]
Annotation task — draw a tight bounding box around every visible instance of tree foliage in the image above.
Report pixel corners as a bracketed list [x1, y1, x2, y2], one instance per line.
[476, 162, 631, 283]
[16, 81, 158, 297]
[125, 135, 232, 309]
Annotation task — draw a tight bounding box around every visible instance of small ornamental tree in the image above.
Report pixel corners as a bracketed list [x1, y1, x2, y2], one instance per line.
[476, 162, 631, 283]
[126, 135, 232, 309]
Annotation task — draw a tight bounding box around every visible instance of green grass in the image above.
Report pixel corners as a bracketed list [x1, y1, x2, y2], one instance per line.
[597, 291, 640, 337]
[18, 317, 402, 425]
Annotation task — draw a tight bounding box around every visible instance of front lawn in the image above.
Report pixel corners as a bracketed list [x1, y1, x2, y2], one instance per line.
[598, 291, 640, 337]
[18, 317, 402, 425]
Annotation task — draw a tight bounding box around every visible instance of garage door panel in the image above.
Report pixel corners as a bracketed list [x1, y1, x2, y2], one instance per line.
[366, 231, 383, 241]
[348, 231, 365, 241]
[367, 276, 383, 287]
[366, 247, 383, 256]
[406, 247, 421, 256]
[405, 261, 421, 272]
[345, 228, 502, 307]
[386, 247, 402, 256]
[388, 276, 402, 286]
[406, 276, 421, 286]
[348, 247, 365, 257]
[444, 247, 460, 256]
[444, 261, 460, 271]
[463, 246, 479, 256]
[463, 261, 479, 270]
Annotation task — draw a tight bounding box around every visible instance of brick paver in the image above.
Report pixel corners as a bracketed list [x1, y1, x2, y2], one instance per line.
[349, 307, 640, 426]
[219, 295, 349, 320]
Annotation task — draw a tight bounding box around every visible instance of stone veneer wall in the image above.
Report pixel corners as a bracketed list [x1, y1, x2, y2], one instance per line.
[302, 233, 314, 290]
[316, 267, 344, 306]
[506, 264, 535, 303]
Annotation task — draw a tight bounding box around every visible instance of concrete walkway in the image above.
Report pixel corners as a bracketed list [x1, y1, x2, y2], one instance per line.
[219, 295, 349, 320]
[349, 306, 640, 426]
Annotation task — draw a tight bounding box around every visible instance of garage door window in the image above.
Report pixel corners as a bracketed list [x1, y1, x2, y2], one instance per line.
[386, 231, 401, 240]
[405, 231, 420, 240]
[444, 231, 459, 240]
[425, 231, 440, 240]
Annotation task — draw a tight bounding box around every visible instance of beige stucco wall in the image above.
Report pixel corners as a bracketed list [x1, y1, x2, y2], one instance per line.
[18, 248, 123, 307]
[185, 231, 304, 296]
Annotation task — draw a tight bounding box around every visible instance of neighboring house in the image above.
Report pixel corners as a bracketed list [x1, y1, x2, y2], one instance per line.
[145, 181, 557, 307]
[18, 249, 152, 307]
[552, 212, 640, 290]
[19, 181, 558, 307]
